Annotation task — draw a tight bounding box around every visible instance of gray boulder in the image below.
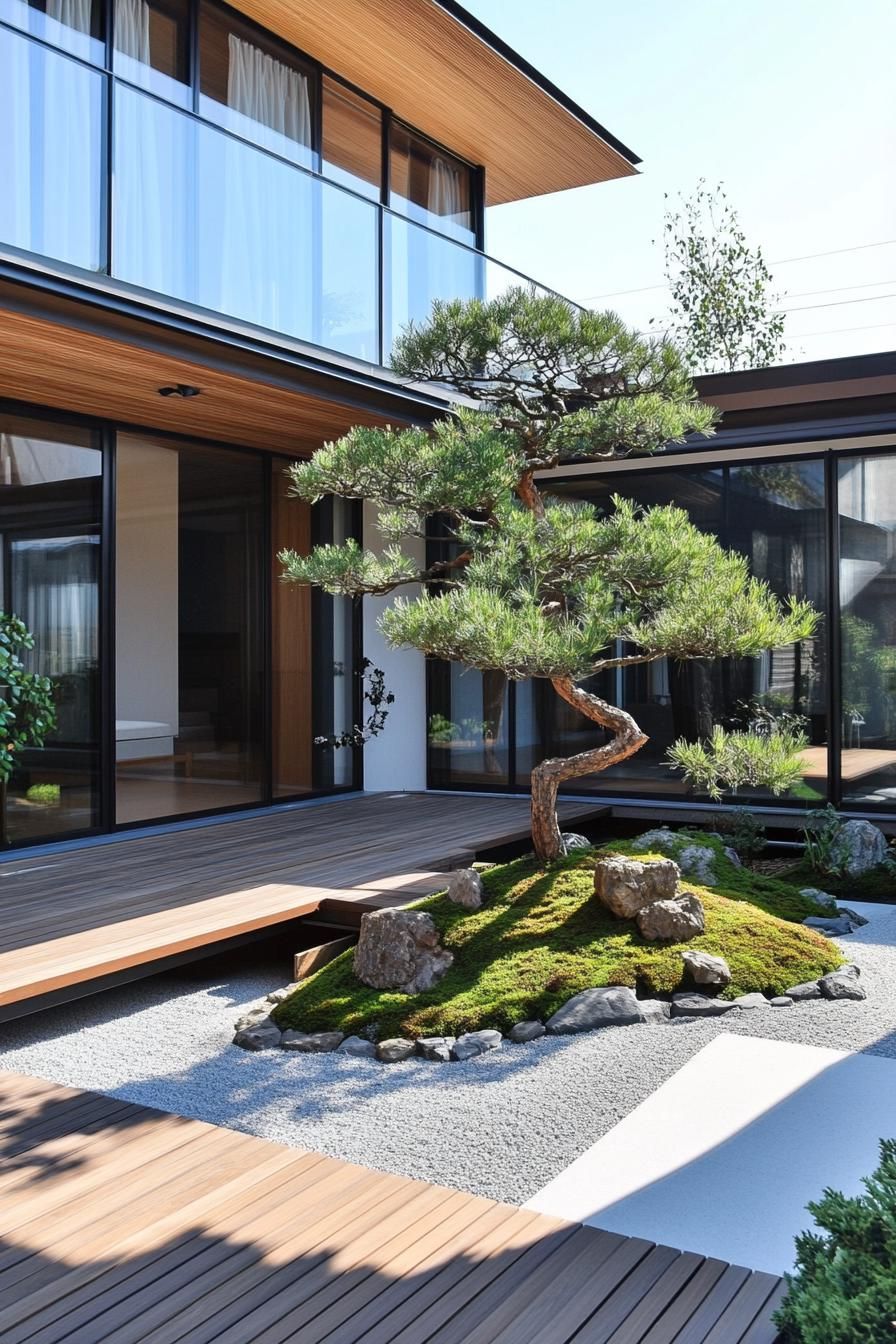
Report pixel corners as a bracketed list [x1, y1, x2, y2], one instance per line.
[234, 1024, 282, 1050]
[561, 833, 592, 852]
[265, 983, 300, 1006]
[639, 998, 672, 1023]
[830, 819, 888, 875]
[376, 1037, 417, 1063]
[677, 845, 717, 886]
[233, 1006, 273, 1032]
[337, 1035, 377, 1058]
[452, 1029, 503, 1060]
[281, 1029, 344, 1053]
[800, 887, 838, 911]
[819, 966, 866, 1001]
[838, 906, 869, 927]
[681, 949, 731, 987]
[633, 827, 677, 854]
[770, 996, 794, 1007]
[546, 986, 644, 1034]
[803, 915, 856, 935]
[354, 908, 453, 994]
[594, 856, 679, 919]
[636, 891, 705, 943]
[508, 1020, 546, 1043]
[723, 847, 742, 867]
[447, 868, 483, 910]
[671, 993, 739, 1018]
[785, 980, 823, 1001]
[731, 993, 770, 1010]
[417, 1035, 456, 1062]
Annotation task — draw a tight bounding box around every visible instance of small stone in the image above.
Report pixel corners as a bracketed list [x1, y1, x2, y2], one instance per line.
[508, 1020, 546, 1043]
[452, 1029, 503, 1060]
[636, 891, 705, 943]
[265, 983, 300, 1005]
[830, 819, 888, 875]
[818, 970, 866, 1001]
[723, 846, 742, 867]
[280, 1030, 344, 1053]
[546, 986, 644, 1034]
[785, 980, 823, 1001]
[561, 833, 592, 852]
[638, 999, 672, 1023]
[731, 993, 770, 1009]
[447, 868, 483, 910]
[354, 908, 453, 994]
[594, 856, 679, 919]
[233, 1024, 282, 1050]
[838, 906, 869, 927]
[376, 1037, 417, 1063]
[770, 996, 794, 1007]
[416, 1035, 456, 1062]
[632, 827, 677, 853]
[337, 1035, 377, 1058]
[233, 1006, 273, 1031]
[671, 993, 739, 1018]
[681, 950, 731, 986]
[677, 845, 717, 886]
[800, 887, 838, 911]
[803, 915, 856, 935]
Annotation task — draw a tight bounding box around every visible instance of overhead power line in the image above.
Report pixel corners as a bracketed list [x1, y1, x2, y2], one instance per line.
[583, 237, 896, 302]
[782, 291, 896, 315]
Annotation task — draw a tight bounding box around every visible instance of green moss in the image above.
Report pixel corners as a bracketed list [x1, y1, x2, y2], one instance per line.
[273, 833, 841, 1040]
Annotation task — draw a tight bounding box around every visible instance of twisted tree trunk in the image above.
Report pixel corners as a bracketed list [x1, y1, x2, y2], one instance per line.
[530, 676, 648, 864]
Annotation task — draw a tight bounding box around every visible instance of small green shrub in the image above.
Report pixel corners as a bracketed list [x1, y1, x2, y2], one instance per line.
[713, 807, 767, 862]
[25, 783, 61, 806]
[776, 1138, 896, 1343]
[802, 805, 849, 879]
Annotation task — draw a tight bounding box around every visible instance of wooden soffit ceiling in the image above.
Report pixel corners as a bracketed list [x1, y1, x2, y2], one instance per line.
[0, 306, 403, 454]
[233, 0, 639, 205]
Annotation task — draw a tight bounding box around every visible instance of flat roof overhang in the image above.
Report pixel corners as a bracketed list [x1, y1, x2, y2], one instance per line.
[231, 0, 639, 205]
[0, 261, 457, 451]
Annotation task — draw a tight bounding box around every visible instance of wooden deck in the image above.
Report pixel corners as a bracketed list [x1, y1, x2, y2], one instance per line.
[0, 792, 600, 1018]
[0, 1070, 784, 1343]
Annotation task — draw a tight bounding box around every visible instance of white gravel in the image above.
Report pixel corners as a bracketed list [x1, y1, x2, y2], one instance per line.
[2, 901, 895, 1206]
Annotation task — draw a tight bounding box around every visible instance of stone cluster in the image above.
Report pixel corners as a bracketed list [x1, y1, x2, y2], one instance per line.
[593, 854, 706, 942]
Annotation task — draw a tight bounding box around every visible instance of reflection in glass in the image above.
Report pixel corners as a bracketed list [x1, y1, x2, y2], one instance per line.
[322, 78, 382, 201]
[0, 26, 104, 270]
[838, 455, 896, 806]
[0, 0, 104, 63]
[115, 434, 264, 823]
[389, 124, 474, 243]
[114, 0, 191, 109]
[385, 213, 483, 359]
[0, 415, 102, 844]
[428, 664, 509, 789]
[310, 498, 357, 790]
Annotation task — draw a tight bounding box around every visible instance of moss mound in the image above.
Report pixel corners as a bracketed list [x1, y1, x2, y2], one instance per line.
[776, 857, 896, 904]
[273, 833, 841, 1041]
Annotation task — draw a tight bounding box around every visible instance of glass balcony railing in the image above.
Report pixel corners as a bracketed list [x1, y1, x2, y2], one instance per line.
[0, 23, 576, 368]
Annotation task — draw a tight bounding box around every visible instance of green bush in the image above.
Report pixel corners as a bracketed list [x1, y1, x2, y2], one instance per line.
[776, 1139, 896, 1343]
[707, 807, 766, 862]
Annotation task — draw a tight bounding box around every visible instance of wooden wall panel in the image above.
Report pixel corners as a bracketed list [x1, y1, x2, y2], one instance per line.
[230, 0, 638, 204]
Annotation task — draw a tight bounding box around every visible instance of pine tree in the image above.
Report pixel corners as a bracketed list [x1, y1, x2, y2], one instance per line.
[281, 289, 815, 862]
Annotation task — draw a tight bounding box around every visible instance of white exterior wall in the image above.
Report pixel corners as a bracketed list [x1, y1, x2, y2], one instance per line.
[361, 500, 427, 792]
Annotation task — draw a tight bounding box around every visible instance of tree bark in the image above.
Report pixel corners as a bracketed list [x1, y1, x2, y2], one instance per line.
[530, 676, 647, 864]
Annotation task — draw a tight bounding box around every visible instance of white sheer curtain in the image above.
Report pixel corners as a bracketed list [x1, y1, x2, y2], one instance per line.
[0, 18, 101, 269]
[112, 0, 188, 299]
[208, 34, 312, 336]
[428, 156, 466, 231]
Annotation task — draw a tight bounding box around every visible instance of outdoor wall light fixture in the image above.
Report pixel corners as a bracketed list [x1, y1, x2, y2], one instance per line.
[158, 384, 202, 398]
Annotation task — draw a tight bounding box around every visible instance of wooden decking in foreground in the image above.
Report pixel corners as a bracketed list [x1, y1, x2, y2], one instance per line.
[0, 792, 600, 1018]
[0, 1070, 783, 1343]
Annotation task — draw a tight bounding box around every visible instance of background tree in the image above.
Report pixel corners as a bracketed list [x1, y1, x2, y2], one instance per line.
[281, 289, 814, 862]
[0, 613, 56, 846]
[660, 180, 787, 373]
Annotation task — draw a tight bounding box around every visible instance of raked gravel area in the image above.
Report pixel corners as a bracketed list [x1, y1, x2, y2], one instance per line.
[2, 899, 895, 1206]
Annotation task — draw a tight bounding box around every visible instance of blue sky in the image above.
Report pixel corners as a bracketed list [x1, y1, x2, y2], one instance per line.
[468, 0, 896, 364]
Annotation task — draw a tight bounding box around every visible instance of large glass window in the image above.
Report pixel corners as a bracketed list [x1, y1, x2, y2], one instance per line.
[389, 123, 475, 243]
[322, 77, 381, 201]
[115, 434, 264, 824]
[113, 0, 191, 108]
[0, 414, 102, 845]
[0, 0, 104, 63]
[838, 453, 896, 807]
[0, 25, 105, 270]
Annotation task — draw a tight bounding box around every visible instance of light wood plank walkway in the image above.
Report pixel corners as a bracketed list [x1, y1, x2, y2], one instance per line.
[0, 1071, 783, 1343]
[0, 793, 598, 1016]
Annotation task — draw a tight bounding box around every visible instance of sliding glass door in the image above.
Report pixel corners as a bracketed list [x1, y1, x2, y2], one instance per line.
[0, 412, 103, 844]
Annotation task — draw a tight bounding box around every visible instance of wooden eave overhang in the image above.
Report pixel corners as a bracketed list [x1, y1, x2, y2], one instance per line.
[231, 0, 640, 204]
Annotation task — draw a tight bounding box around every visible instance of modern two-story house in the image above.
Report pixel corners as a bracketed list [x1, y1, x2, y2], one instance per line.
[0, 0, 640, 849]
